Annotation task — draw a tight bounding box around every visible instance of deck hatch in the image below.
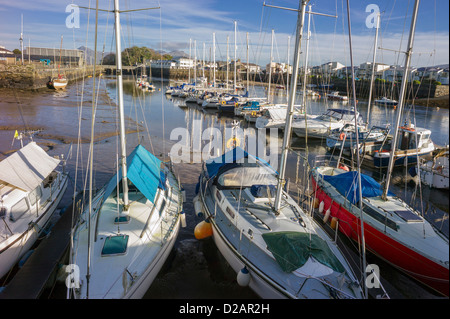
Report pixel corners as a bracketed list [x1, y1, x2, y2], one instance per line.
[101, 235, 129, 256]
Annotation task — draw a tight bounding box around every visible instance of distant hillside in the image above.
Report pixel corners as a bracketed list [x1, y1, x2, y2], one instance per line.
[78, 46, 113, 64]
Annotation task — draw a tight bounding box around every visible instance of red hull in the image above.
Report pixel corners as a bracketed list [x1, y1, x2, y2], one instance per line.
[311, 176, 449, 297]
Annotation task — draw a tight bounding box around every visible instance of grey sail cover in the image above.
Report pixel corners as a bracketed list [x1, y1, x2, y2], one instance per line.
[0, 142, 60, 192]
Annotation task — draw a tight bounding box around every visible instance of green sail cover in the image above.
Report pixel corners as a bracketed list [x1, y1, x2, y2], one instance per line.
[262, 231, 345, 273]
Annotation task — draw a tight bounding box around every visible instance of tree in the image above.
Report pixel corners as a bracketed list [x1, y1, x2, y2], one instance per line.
[13, 49, 21, 55]
[121, 46, 173, 66]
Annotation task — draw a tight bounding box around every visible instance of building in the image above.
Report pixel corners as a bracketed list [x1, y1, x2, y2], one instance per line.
[437, 68, 449, 85]
[149, 59, 176, 69]
[357, 62, 390, 80]
[173, 57, 194, 69]
[23, 47, 84, 66]
[382, 66, 416, 82]
[318, 61, 345, 76]
[0, 47, 17, 64]
[265, 62, 292, 74]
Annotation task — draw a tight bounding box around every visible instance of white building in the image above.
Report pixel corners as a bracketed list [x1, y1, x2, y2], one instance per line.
[265, 62, 292, 74]
[149, 60, 176, 69]
[357, 62, 390, 80]
[173, 57, 194, 69]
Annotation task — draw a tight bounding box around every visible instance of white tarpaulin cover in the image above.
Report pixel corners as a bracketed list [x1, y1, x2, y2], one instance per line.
[0, 142, 60, 192]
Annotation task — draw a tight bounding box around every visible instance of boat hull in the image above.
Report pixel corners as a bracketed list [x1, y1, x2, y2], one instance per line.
[373, 151, 433, 168]
[0, 174, 68, 279]
[311, 175, 449, 296]
[124, 218, 181, 299]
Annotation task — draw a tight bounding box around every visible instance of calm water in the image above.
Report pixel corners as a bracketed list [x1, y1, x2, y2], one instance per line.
[0, 76, 448, 299]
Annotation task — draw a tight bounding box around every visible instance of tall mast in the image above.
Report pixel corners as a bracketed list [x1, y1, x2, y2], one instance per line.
[202, 42, 205, 79]
[367, 12, 380, 126]
[213, 32, 216, 88]
[194, 40, 197, 85]
[274, 0, 307, 212]
[189, 38, 191, 84]
[246, 32, 249, 93]
[86, 0, 100, 299]
[267, 29, 274, 103]
[20, 14, 24, 64]
[234, 20, 237, 91]
[286, 35, 290, 99]
[114, 0, 129, 212]
[383, 0, 420, 199]
[345, 0, 367, 298]
[59, 35, 63, 76]
[226, 35, 229, 90]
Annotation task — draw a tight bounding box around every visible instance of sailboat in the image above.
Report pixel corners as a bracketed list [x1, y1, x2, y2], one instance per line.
[193, 1, 364, 299]
[311, 0, 449, 296]
[0, 133, 69, 279]
[49, 36, 68, 90]
[69, 0, 184, 299]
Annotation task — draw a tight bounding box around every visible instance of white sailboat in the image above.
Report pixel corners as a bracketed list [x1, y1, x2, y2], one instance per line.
[193, 1, 364, 299]
[69, 1, 184, 299]
[0, 136, 69, 279]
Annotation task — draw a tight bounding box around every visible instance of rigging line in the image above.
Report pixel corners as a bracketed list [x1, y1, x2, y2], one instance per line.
[68, 0, 94, 300]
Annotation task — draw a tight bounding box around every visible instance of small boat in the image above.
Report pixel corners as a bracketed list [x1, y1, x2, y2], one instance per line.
[369, 124, 435, 168]
[326, 124, 389, 151]
[292, 108, 364, 139]
[326, 91, 348, 101]
[374, 97, 398, 107]
[0, 141, 69, 279]
[311, 160, 449, 296]
[49, 76, 68, 90]
[255, 106, 305, 129]
[410, 148, 449, 189]
[194, 147, 364, 299]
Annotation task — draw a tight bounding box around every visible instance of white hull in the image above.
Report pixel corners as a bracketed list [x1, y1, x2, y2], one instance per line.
[0, 174, 68, 279]
[123, 219, 181, 299]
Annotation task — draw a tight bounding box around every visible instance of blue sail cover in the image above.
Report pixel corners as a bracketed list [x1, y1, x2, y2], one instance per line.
[205, 147, 274, 178]
[103, 144, 165, 204]
[323, 171, 394, 204]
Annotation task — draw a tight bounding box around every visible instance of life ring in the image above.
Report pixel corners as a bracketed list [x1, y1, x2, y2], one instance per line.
[235, 102, 239, 107]
[339, 164, 349, 171]
[251, 111, 257, 116]
[221, 100, 226, 105]
[339, 132, 346, 140]
[226, 137, 240, 148]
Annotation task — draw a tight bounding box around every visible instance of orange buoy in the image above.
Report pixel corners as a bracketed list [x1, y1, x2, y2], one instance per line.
[330, 217, 338, 230]
[194, 220, 213, 240]
[339, 164, 349, 171]
[313, 198, 320, 209]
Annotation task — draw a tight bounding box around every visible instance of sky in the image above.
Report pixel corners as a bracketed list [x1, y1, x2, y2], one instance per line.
[0, 0, 448, 68]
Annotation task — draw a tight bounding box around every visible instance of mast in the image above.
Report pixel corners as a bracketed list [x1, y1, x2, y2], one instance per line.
[189, 38, 191, 84]
[367, 12, 380, 126]
[213, 32, 216, 88]
[114, 0, 130, 212]
[202, 42, 205, 79]
[246, 32, 249, 93]
[234, 20, 237, 91]
[286, 35, 290, 99]
[383, 0, 420, 199]
[86, 0, 100, 299]
[227, 35, 229, 90]
[274, 0, 308, 212]
[267, 29, 274, 103]
[194, 40, 197, 85]
[345, 0, 368, 298]
[20, 14, 24, 65]
[59, 35, 63, 77]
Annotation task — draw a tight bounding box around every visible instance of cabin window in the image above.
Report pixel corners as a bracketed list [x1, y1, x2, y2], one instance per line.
[363, 205, 398, 231]
[225, 207, 235, 219]
[10, 198, 30, 222]
[29, 186, 42, 206]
